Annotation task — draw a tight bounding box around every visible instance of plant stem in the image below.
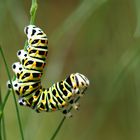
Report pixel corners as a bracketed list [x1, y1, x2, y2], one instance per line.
[0, 46, 13, 121]
[0, 87, 3, 140]
[24, 0, 38, 51]
[50, 97, 80, 140]
[50, 117, 66, 140]
[12, 92, 24, 140]
[0, 46, 24, 140]
[30, 0, 38, 24]
[0, 90, 10, 122]
[0, 0, 38, 139]
[2, 115, 7, 140]
[0, 87, 7, 140]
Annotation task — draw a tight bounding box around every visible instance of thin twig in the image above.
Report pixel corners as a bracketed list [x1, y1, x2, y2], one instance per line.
[0, 46, 13, 120]
[0, 90, 10, 121]
[2, 115, 7, 140]
[24, 0, 38, 51]
[0, 0, 38, 139]
[0, 87, 3, 140]
[0, 46, 24, 140]
[50, 117, 66, 140]
[50, 97, 80, 140]
[30, 0, 38, 25]
[0, 87, 7, 140]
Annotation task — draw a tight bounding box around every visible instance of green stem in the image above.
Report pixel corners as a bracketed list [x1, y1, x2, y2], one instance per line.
[0, 46, 24, 140]
[2, 115, 7, 140]
[12, 91, 24, 140]
[0, 90, 10, 122]
[50, 117, 66, 140]
[0, 0, 38, 139]
[24, 0, 38, 51]
[0, 87, 3, 140]
[50, 97, 80, 140]
[30, 0, 38, 24]
[0, 125, 1, 139]
[0, 87, 7, 140]
[0, 46, 13, 121]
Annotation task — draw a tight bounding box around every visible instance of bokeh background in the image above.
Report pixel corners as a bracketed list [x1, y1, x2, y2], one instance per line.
[1, 0, 140, 140]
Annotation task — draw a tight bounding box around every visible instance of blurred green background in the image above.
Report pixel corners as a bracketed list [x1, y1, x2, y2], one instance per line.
[1, 0, 140, 140]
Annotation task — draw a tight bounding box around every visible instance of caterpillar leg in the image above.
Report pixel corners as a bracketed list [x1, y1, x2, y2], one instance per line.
[18, 98, 27, 106]
[72, 102, 80, 111]
[7, 80, 12, 89]
[69, 97, 80, 111]
[61, 107, 72, 118]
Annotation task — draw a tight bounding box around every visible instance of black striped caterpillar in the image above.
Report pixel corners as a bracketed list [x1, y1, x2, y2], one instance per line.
[7, 25, 89, 117]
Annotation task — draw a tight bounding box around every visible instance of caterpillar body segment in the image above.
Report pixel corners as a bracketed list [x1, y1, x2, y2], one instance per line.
[27, 46, 48, 60]
[28, 38, 48, 48]
[24, 25, 48, 47]
[12, 62, 43, 82]
[7, 79, 41, 97]
[18, 88, 42, 107]
[17, 49, 46, 72]
[24, 25, 48, 40]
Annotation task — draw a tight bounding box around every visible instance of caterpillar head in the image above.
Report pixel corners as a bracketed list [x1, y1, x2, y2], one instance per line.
[17, 49, 28, 61]
[75, 73, 89, 87]
[74, 73, 89, 95]
[67, 73, 89, 95]
[65, 73, 89, 95]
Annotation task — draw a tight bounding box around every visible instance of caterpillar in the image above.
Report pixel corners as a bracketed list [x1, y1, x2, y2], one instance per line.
[7, 25, 89, 117]
[18, 72, 89, 117]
